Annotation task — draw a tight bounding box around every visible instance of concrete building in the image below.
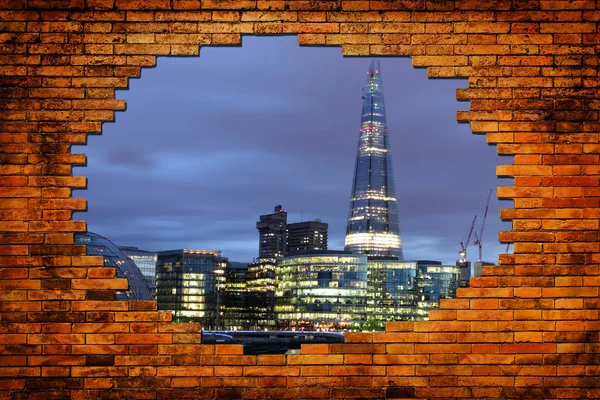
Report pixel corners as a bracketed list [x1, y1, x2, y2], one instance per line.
[257, 205, 287, 259]
[286, 220, 328, 256]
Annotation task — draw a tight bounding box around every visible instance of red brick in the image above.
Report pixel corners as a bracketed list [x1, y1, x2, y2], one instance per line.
[0, 3, 599, 399]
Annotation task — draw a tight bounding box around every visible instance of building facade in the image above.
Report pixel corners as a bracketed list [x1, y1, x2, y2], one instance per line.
[275, 252, 368, 331]
[286, 220, 328, 256]
[257, 205, 287, 259]
[155, 249, 227, 328]
[246, 258, 277, 330]
[221, 262, 250, 330]
[119, 246, 158, 299]
[415, 261, 461, 319]
[456, 259, 472, 288]
[365, 258, 419, 326]
[344, 60, 403, 259]
[75, 232, 151, 301]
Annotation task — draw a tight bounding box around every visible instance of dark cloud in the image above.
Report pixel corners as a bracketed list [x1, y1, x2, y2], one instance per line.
[103, 147, 157, 169]
[74, 36, 511, 265]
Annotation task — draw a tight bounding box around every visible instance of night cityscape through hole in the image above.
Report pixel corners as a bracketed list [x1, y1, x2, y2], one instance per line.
[73, 36, 513, 337]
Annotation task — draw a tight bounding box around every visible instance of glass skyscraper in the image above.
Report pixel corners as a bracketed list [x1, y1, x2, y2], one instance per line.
[344, 60, 403, 259]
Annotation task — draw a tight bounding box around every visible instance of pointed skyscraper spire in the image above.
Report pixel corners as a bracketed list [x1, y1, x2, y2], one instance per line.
[344, 60, 403, 259]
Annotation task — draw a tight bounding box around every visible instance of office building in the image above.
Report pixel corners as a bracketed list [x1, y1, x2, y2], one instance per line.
[120, 246, 158, 299]
[365, 258, 419, 326]
[257, 205, 287, 259]
[474, 261, 494, 279]
[415, 261, 460, 319]
[286, 220, 328, 256]
[344, 60, 403, 259]
[456, 260, 471, 288]
[74, 232, 151, 301]
[221, 262, 250, 330]
[275, 252, 368, 331]
[246, 258, 277, 330]
[155, 249, 227, 328]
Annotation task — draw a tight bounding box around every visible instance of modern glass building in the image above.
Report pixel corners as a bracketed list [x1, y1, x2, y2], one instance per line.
[74, 232, 151, 301]
[257, 205, 287, 259]
[119, 246, 157, 299]
[344, 60, 403, 259]
[275, 252, 368, 331]
[222, 262, 249, 330]
[366, 258, 419, 326]
[416, 261, 460, 303]
[155, 249, 227, 328]
[246, 258, 277, 330]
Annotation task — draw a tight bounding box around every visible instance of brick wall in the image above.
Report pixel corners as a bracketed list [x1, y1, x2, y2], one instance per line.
[1, 0, 599, 399]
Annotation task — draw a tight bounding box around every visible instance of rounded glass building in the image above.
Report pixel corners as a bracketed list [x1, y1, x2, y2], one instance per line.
[74, 231, 151, 300]
[275, 252, 368, 331]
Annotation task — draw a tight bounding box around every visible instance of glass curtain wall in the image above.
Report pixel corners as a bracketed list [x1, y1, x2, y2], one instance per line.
[344, 60, 403, 259]
[75, 231, 151, 301]
[275, 253, 368, 331]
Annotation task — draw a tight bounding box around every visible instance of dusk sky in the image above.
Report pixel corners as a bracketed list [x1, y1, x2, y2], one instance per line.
[73, 36, 512, 265]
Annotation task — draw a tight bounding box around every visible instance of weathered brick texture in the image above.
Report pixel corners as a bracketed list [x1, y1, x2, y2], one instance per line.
[0, 0, 599, 399]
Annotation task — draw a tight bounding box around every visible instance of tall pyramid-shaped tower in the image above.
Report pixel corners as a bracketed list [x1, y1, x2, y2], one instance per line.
[344, 60, 403, 259]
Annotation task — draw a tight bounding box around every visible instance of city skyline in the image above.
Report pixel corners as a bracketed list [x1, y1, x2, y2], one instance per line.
[74, 36, 512, 265]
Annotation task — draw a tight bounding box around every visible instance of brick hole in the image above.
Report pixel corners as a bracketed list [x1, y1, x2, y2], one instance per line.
[1, 3, 598, 399]
[71, 35, 511, 330]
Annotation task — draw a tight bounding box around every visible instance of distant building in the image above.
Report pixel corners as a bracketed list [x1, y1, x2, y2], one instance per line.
[155, 249, 227, 328]
[364, 259, 461, 325]
[366, 257, 419, 326]
[473, 261, 494, 279]
[257, 205, 287, 259]
[456, 260, 471, 288]
[74, 232, 151, 301]
[415, 261, 460, 319]
[275, 252, 368, 331]
[246, 258, 277, 330]
[119, 246, 158, 299]
[286, 220, 328, 256]
[221, 262, 250, 330]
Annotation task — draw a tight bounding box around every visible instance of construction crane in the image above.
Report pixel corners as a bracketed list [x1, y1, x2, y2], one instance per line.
[459, 215, 477, 264]
[473, 189, 493, 262]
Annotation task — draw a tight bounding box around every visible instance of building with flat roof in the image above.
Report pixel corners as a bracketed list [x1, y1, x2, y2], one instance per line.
[246, 258, 277, 330]
[414, 260, 460, 319]
[286, 220, 328, 256]
[366, 257, 419, 326]
[221, 262, 250, 330]
[155, 249, 227, 328]
[275, 252, 368, 331]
